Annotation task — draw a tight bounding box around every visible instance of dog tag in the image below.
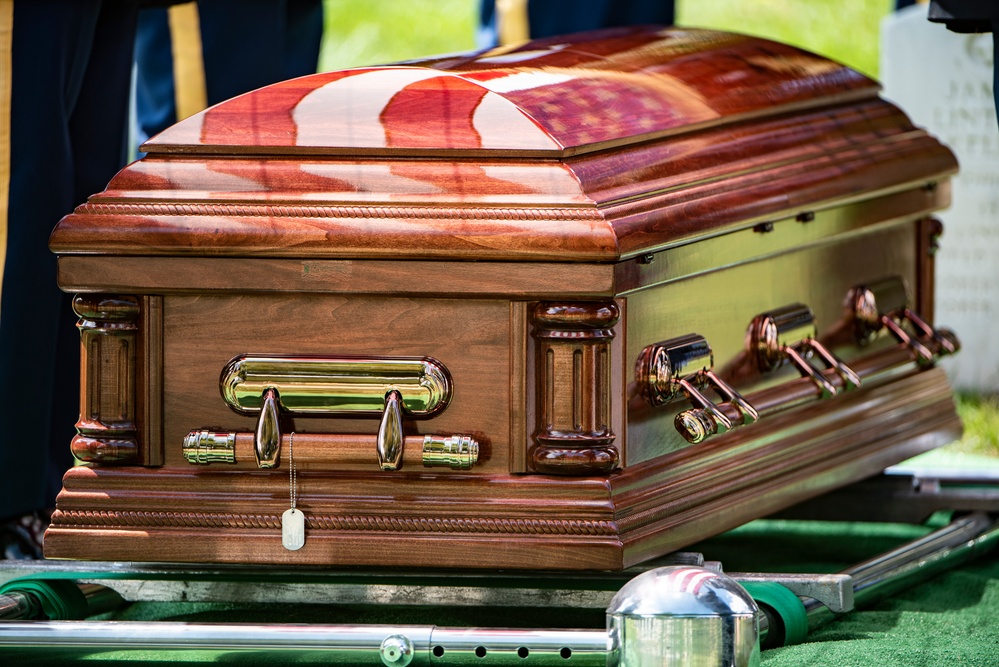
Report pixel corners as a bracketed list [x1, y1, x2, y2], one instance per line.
[282, 508, 305, 551]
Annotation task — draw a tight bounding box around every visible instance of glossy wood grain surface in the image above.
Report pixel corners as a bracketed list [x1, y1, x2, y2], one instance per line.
[151, 294, 511, 471]
[49, 113, 955, 263]
[142, 27, 875, 157]
[49, 28, 955, 263]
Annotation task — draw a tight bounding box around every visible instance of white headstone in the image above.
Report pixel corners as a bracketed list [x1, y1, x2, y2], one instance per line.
[881, 5, 999, 392]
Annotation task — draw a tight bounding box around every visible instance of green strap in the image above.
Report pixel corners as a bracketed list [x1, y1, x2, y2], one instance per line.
[742, 581, 809, 647]
[0, 579, 89, 620]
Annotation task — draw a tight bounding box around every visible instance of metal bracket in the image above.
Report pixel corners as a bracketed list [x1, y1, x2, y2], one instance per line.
[849, 276, 959, 364]
[636, 333, 759, 443]
[729, 572, 853, 613]
[750, 304, 861, 397]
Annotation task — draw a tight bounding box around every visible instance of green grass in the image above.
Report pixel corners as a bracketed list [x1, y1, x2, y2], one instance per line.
[951, 394, 999, 457]
[320, 0, 477, 71]
[678, 0, 894, 79]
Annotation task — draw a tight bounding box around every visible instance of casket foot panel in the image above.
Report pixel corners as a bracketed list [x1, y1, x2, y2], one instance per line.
[45, 368, 959, 570]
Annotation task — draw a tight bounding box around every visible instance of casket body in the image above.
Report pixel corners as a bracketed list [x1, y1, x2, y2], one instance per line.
[45, 27, 961, 570]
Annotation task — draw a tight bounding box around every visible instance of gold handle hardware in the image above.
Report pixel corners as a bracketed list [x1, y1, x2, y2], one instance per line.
[377, 390, 405, 471]
[849, 276, 959, 364]
[184, 430, 479, 470]
[658, 281, 959, 446]
[255, 387, 282, 468]
[421, 434, 479, 470]
[636, 333, 759, 443]
[220, 354, 454, 470]
[183, 430, 236, 464]
[750, 304, 861, 397]
[220, 355, 452, 416]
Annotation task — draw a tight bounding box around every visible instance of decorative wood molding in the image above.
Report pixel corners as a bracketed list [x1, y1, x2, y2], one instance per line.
[138, 296, 164, 466]
[72, 295, 140, 465]
[917, 216, 944, 323]
[531, 302, 619, 474]
[51, 509, 618, 536]
[510, 301, 529, 472]
[75, 202, 602, 222]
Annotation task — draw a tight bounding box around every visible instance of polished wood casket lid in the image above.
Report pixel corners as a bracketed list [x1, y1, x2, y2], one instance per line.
[50, 26, 957, 263]
[140, 26, 876, 158]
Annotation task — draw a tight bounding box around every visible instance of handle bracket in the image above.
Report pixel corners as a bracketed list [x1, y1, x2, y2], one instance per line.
[636, 334, 758, 443]
[645, 278, 960, 446]
[750, 304, 861, 397]
[850, 277, 960, 364]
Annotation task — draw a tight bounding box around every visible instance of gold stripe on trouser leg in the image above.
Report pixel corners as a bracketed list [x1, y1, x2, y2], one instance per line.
[496, 0, 529, 46]
[167, 1, 207, 121]
[0, 0, 13, 312]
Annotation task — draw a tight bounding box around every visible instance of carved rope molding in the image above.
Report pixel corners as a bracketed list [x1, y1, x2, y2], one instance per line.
[51, 510, 618, 536]
[75, 202, 603, 221]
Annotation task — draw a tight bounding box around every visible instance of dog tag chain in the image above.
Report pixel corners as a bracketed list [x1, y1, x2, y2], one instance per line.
[282, 432, 305, 551]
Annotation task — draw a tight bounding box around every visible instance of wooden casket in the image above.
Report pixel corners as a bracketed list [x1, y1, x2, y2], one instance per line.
[45, 27, 962, 570]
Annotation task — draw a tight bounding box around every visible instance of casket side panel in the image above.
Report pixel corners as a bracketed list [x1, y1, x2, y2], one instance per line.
[159, 294, 514, 472]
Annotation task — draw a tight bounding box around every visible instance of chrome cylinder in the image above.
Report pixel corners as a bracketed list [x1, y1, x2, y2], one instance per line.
[0, 622, 608, 665]
[803, 513, 999, 630]
[0, 592, 39, 621]
[606, 566, 760, 666]
[428, 628, 608, 665]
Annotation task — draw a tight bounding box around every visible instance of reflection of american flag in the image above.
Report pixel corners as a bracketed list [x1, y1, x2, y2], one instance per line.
[502, 74, 683, 145]
[194, 66, 709, 152]
[663, 567, 719, 595]
[168, 27, 868, 156]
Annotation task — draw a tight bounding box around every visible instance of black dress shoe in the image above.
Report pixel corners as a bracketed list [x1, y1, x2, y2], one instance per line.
[1, 510, 51, 560]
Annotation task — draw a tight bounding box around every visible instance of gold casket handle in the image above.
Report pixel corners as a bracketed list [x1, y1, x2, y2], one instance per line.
[749, 304, 861, 397]
[647, 278, 959, 446]
[220, 354, 453, 417]
[191, 354, 475, 470]
[184, 430, 479, 471]
[636, 334, 759, 444]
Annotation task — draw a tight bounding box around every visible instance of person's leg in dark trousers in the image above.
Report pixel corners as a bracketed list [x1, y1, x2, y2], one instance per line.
[134, 0, 323, 144]
[527, 0, 674, 37]
[198, 0, 322, 105]
[134, 7, 177, 146]
[1, 0, 137, 557]
[283, 0, 324, 82]
[478, 0, 675, 46]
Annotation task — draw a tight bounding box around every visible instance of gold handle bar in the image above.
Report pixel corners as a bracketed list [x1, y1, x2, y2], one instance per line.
[220, 355, 453, 417]
[184, 431, 479, 470]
